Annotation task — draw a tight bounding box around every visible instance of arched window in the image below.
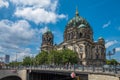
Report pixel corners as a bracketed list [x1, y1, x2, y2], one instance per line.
[70, 32, 73, 39]
[86, 34, 90, 39]
[78, 33, 82, 38]
[63, 45, 66, 49]
[79, 46, 83, 53]
[96, 54, 99, 59]
[68, 33, 70, 40]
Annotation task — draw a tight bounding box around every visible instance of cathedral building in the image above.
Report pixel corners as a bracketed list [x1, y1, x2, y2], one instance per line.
[41, 9, 106, 66]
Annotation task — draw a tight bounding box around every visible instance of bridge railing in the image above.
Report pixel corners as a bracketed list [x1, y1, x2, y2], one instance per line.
[1, 65, 120, 74]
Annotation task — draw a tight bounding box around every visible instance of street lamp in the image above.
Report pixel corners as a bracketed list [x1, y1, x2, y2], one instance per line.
[107, 48, 116, 60]
[107, 48, 118, 73]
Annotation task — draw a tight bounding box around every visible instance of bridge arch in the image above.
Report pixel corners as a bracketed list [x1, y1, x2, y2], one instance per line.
[0, 76, 22, 80]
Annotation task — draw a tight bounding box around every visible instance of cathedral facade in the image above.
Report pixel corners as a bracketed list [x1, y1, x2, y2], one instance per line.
[41, 9, 106, 66]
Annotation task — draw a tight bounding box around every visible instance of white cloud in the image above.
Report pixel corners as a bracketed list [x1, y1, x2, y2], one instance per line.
[115, 47, 120, 52]
[0, 19, 39, 53]
[0, 20, 35, 44]
[0, 19, 46, 61]
[0, 0, 9, 8]
[10, 48, 33, 61]
[36, 47, 40, 51]
[103, 21, 111, 28]
[14, 8, 66, 24]
[0, 46, 4, 53]
[10, 0, 51, 8]
[11, 0, 66, 24]
[39, 26, 49, 34]
[105, 40, 118, 48]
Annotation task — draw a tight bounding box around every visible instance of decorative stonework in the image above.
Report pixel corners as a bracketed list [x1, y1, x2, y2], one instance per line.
[41, 31, 54, 52]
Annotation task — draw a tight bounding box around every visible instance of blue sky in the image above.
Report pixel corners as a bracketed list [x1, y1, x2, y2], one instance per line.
[0, 0, 120, 62]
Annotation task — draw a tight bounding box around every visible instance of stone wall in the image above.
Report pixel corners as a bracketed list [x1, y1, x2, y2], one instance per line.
[18, 70, 27, 80]
[89, 73, 120, 80]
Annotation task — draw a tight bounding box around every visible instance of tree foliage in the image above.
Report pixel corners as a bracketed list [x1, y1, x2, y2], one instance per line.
[22, 56, 33, 66]
[35, 51, 48, 65]
[47, 49, 79, 65]
[62, 49, 79, 64]
[20, 49, 79, 66]
[106, 59, 118, 65]
[48, 50, 62, 65]
[8, 61, 22, 67]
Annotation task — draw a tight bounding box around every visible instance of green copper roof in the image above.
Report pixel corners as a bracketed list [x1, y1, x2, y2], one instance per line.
[66, 8, 93, 32]
[98, 37, 104, 40]
[67, 8, 86, 25]
[78, 24, 86, 28]
[44, 29, 52, 35]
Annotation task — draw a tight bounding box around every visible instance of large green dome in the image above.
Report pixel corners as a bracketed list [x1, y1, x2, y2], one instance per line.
[66, 8, 92, 31]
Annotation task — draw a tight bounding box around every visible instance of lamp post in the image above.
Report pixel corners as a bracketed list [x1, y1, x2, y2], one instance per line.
[107, 48, 116, 60]
[107, 48, 117, 73]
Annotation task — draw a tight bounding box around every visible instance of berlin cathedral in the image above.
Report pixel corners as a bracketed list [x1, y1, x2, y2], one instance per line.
[41, 9, 106, 66]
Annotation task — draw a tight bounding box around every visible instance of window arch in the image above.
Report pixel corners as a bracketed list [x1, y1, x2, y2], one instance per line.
[86, 34, 90, 39]
[78, 32, 82, 38]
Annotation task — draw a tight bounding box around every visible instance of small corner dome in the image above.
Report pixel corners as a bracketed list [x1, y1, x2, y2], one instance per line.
[98, 37, 104, 40]
[43, 30, 53, 35]
[98, 37, 105, 42]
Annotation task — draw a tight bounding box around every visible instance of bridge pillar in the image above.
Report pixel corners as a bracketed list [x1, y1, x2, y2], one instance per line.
[18, 70, 27, 80]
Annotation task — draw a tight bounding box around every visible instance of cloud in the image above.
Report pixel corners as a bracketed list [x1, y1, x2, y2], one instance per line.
[0, 19, 36, 45]
[11, 0, 67, 24]
[14, 7, 66, 24]
[0, 19, 40, 53]
[36, 47, 40, 51]
[105, 40, 118, 48]
[0, 0, 9, 8]
[0, 46, 5, 53]
[10, 48, 33, 61]
[115, 47, 120, 52]
[39, 26, 49, 34]
[10, 0, 51, 8]
[102, 21, 111, 28]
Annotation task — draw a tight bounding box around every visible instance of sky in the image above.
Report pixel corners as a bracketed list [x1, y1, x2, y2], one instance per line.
[0, 0, 120, 62]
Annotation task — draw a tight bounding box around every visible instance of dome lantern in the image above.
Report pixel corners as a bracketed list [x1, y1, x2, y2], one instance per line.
[75, 7, 79, 16]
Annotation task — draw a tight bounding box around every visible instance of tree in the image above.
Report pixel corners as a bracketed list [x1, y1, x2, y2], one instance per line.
[106, 60, 111, 65]
[22, 56, 33, 66]
[34, 49, 79, 65]
[62, 49, 79, 65]
[8, 61, 22, 67]
[48, 50, 62, 65]
[106, 59, 118, 65]
[35, 51, 48, 65]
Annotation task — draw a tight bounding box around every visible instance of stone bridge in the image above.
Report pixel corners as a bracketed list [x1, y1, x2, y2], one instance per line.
[0, 67, 120, 80]
[0, 70, 26, 80]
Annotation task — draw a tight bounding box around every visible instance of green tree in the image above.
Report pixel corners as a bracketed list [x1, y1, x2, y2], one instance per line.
[110, 59, 118, 65]
[62, 49, 79, 65]
[106, 59, 118, 65]
[8, 61, 22, 67]
[34, 49, 79, 65]
[35, 51, 48, 65]
[22, 56, 33, 66]
[106, 60, 111, 65]
[48, 50, 62, 65]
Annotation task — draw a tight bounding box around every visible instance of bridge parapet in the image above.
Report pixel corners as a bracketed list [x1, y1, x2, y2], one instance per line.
[22, 65, 120, 75]
[1, 65, 120, 80]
